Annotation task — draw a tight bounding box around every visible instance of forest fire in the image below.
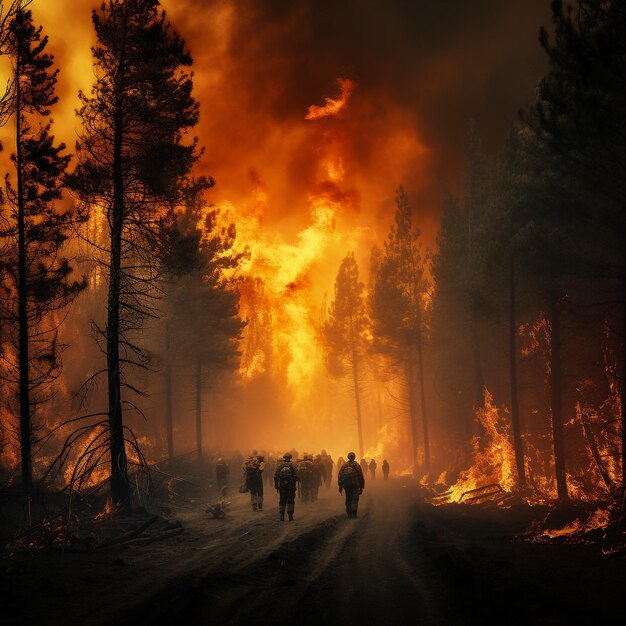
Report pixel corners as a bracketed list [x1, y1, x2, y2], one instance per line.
[2, 1, 626, 623]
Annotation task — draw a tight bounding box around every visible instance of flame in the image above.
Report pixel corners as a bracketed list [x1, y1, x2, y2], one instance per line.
[532, 508, 612, 542]
[446, 389, 517, 502]
[305, 78, 357, 120]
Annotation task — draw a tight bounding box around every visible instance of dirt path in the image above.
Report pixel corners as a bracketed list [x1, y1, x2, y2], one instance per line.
[116, 481, 441, 625]
[3, 480, 625, 626]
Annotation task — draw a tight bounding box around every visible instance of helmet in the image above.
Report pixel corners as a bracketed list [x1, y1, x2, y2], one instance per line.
[347, 452, 356, 460]
[257, 455, 265, 462]
[283, 453, 292, 460]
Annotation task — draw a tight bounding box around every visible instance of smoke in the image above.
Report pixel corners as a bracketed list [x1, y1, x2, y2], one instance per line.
[0, 0, 553, 464]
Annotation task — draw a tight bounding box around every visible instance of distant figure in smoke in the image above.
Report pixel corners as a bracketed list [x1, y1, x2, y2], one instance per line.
[321, 450, 334, 489]
[338, 452, 365, 518]
[297, 454, 314, 503]
[360, 458, 368, 477]
[274, 452, 298, 521]
[382, 459, 390, 481]
[337, 456, 345, 475]
[215, 457, 230, 494]
[368, 459, 377, 481]
[244, 455, 264, 511]
[264, 454, 277, 487]
[312, 454, 324, 501]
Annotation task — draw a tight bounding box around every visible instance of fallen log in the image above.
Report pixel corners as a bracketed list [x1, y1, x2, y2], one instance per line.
[96, 515, 158, 549]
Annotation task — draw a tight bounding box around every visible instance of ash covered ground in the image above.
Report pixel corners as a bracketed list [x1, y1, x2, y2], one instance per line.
[1, 475, 623, 626]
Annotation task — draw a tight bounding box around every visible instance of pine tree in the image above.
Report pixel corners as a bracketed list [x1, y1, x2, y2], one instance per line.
[525, 0, 626, 492]
[68, 0, 201, 507]
[159, 188, 245, 460]
[323, 252, 368, 458]
[370, 187, 431, 475]
[0, 8, 85, 493]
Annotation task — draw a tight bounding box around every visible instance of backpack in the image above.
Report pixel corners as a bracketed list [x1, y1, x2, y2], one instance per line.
[298, 461, 312, 481]
[278, 464, 295, 487]
[340, 464, 360, 489]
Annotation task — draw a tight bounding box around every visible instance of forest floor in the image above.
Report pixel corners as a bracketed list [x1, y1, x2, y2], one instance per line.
[1, 478, 624, 626]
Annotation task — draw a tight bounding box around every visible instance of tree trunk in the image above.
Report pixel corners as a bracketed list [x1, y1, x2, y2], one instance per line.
[164, 322, 174, 458]
[15, 44, 32, 495]
[406, 355, 419, 478]
[578, 404, 614, 491]
[549, 299, 568, 502]
[416, 319, 430, 473]
[621, 275, 626, 489]
[509, 254, 526, 489]
[349, 315, 364, 459]
[470, 311, 484, 414]
[195, 357, 202, 460]
[107, 91, 130, 509]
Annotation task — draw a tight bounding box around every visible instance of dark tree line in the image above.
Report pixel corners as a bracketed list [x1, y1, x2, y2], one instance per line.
[433, 0, 626, 500]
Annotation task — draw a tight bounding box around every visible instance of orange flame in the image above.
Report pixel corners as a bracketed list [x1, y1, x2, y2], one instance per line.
[305, 78, 357, 120]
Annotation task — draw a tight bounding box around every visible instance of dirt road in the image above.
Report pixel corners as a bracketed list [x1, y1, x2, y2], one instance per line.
[3, 480, 624, 625]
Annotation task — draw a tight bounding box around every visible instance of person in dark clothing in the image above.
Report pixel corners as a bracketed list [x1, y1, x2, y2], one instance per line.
[244, 455, 264, 511]
[274, 452, 298, 521]
[382, 459, 390, 480]
[360, 457, 368, 476]
[338, 452, 365, 518]
[215, 457, 230, 493]
[321, 450, 334, 489]
[368, 459, 377, 480]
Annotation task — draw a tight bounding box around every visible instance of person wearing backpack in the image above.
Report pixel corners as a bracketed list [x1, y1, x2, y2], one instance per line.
[338, 452, 365, 518]
[297, 454, 314, 504]
[244, 455, 265, 511]
[274, 453, 298, 521]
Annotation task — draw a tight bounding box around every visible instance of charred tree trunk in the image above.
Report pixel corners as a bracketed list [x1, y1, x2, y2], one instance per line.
[164, 321, 174, 458]
[195, 357, 202, 460]
[578, 404, 614, 491]
[349, 315, 364, 459]
[621, 276, 626, 489]
[15, 43, 32, 495]
[509, 254, 526, 489]
[416, 318, 430, 473]
[406, 354, 419, 478]
[107, 89, 130, 509]
[470, 311, 484, 416]
[549, 298, 568, 502]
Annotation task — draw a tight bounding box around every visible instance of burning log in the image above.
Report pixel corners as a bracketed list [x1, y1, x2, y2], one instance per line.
[458, 484, 506, 504]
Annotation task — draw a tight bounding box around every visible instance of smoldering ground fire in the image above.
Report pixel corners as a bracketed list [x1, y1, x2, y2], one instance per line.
[1, 1, 626, 624]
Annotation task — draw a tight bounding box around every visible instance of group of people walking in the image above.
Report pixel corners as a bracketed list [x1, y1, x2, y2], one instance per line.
[220, 450, 391, 521]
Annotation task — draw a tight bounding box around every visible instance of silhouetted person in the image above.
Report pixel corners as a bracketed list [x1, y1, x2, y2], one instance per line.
[274, 453, 298, 521]
[369, 459, 377, 480]
[382, 459, 390, 481]
[297, 454, 315, 503]
[321, 450, 334, 488]
[338, 452, 365, 518]
[360, 457, 368, 476]
[243, 455, 264, 511]
[215, 457, 230, 493]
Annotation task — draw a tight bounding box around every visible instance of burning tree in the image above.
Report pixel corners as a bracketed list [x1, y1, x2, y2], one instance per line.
[370, 187, 431, 476]
[68, 0, 202, 507]
[0, 7, 86, 494]
[323, 252, 368, 458]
